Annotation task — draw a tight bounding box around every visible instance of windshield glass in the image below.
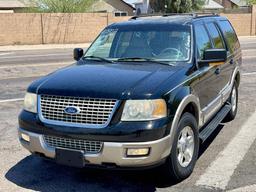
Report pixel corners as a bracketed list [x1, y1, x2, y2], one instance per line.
[84, 24, 191, 64]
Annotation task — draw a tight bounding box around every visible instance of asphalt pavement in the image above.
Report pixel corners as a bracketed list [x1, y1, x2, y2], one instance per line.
[0, 37, 256, 192]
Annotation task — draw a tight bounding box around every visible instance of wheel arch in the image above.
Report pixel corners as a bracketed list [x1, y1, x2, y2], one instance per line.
[231, 67, 240, 88]
[167, 93, 202, 151]
[181, 102, 200, 125]
[235, 71, 240, 87]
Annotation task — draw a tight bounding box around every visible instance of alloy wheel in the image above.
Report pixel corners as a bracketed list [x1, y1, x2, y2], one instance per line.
[177, 126, 195, 168]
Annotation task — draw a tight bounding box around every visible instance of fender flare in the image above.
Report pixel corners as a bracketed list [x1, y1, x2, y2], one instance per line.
[168, 94, 202, 150]
[231, 67, 240, 87]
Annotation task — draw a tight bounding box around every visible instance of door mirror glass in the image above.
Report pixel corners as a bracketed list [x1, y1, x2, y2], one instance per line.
[73, 48, 84, 61]
[198, 49, 227, 67]
[204, 49, 227, 61]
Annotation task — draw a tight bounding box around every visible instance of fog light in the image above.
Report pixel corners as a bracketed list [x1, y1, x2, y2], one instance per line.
[126, 148, 150, 157]
[21, 133, 30, 142]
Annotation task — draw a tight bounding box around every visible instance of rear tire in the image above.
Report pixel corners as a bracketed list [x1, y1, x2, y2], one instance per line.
[224, 81, 238, 122]
[161, 112, 199, 181]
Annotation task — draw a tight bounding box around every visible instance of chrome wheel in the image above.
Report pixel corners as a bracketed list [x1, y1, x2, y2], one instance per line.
[177, 126, 195, 168]
[231, 86, 237, 112]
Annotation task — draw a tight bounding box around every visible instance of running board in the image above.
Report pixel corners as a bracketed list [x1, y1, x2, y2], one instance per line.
[199, 103, 232, 143]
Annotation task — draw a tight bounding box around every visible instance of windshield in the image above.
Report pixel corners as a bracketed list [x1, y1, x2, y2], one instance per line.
[84, 24, 191, 64]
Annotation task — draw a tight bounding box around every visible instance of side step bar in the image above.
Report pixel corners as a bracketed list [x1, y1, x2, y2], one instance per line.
[199, 103, 232, 143]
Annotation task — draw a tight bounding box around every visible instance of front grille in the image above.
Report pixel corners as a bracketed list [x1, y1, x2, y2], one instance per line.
[40, 95, 117, 127]
[44, 135, 103, 154]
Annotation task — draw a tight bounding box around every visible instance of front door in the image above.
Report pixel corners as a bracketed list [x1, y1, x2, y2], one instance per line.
[193, 22, 222, 123]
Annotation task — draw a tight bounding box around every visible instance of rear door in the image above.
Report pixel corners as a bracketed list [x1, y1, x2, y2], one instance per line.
[205, 22, 228, 93]
[217, 20, 241, 87]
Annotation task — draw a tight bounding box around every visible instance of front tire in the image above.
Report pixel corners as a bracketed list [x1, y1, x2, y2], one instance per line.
[161, 112, 199, 181]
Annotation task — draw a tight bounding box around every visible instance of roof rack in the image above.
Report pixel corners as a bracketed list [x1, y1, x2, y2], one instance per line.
[193, 12, 219, 18]
[130, 12, 219, 20]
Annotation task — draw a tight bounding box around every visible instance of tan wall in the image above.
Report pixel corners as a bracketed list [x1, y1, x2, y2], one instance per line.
[252, 5, 256, 35]
[0, 10, 255, 46]
[221, 13, 252, 36]
[0, 13, 42, 45]
[108, 15, 130, 24]
[42, 13, 108, 44]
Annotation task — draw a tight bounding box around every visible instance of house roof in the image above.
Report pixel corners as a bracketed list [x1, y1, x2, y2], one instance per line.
[203, 0, 224, 9]
[120, 0, 136, 10]
[0, 0, 29, 8]
[230, 0, 247, 7]
[133, 0, 144, 4]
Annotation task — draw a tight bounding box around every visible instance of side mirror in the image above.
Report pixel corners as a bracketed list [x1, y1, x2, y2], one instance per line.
[198, 49, 227, 67]
[73, 48, 84, 61]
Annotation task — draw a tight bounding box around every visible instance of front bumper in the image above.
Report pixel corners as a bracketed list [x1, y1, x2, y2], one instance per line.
[18, 128, 172, 167]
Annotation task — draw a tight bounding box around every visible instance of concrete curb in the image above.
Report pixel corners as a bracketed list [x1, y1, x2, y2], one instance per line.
[0, 43, 91, 51]
[238, 36, 256, 39]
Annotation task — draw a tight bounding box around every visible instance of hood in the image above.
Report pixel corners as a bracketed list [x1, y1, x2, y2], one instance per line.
[31, 62, 184, 99]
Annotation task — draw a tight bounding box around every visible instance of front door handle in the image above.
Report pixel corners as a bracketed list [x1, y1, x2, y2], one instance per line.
[215, 68, 221, 75]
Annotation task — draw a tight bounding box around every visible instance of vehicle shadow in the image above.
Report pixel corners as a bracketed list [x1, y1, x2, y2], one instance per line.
[5, 125, 225, 192]
[198, 124, 225, 158]
[5, 155, 179, 192]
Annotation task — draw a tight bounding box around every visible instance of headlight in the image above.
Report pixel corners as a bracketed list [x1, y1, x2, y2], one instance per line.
[24, 92, 37, 113]
[121, 99, 167, 121]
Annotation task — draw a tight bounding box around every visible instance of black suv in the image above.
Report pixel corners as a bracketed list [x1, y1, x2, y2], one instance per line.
[18, 13, 241, 180]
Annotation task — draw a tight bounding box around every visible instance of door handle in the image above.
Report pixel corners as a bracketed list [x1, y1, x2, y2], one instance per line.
[230, 59, 234, 65]
[215, 68, 221, 75]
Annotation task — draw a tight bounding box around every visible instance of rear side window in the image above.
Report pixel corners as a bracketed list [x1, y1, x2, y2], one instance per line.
[206, 23, 225, 49]
[195, 24, 212, 59]
[218, 20, 239, 53]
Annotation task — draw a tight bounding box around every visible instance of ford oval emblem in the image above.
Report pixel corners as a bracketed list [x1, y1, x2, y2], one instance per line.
[64, 106, 81, 115]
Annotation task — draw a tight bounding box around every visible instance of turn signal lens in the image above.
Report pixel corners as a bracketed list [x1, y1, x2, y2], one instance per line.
[152, 99, 167, 118]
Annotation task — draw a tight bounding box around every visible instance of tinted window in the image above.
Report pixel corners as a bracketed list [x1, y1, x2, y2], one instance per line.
[219, 20, 239, 53]
[195, 24, 212, 59]
[114, 12, 128, 17]
[206, 23, 225, 49]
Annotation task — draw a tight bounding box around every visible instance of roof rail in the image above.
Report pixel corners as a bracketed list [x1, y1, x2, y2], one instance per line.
[193, 12, 219, 18]
[162, 13, 196, 17]
[129, 12, 219, 20]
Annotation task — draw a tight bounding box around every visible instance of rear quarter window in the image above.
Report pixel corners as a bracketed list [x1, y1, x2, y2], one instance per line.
[218, 20, 240, 54]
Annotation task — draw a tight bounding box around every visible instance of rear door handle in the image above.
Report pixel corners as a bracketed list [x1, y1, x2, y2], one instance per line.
[215, 68, 221, 75]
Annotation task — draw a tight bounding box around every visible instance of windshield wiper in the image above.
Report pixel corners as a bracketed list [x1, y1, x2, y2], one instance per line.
[83, 56, 114, 63]
[117, 57, 174, 66]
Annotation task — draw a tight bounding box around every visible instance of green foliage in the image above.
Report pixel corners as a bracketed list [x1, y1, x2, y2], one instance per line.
[150, 0, 204, 13]
[247, 0, 256, 5]
[25, 0, 96, 13]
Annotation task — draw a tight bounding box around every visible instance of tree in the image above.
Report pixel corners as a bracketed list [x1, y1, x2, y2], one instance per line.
[247, 0, 256, 5]
[24, 0, 96, 13]
[150, 0, 204, 13]
[149, 0, 166, 13]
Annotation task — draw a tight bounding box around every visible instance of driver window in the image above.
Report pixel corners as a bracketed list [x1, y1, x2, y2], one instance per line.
[115, 32, 133, 57]
[195, 24, 212, 60]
